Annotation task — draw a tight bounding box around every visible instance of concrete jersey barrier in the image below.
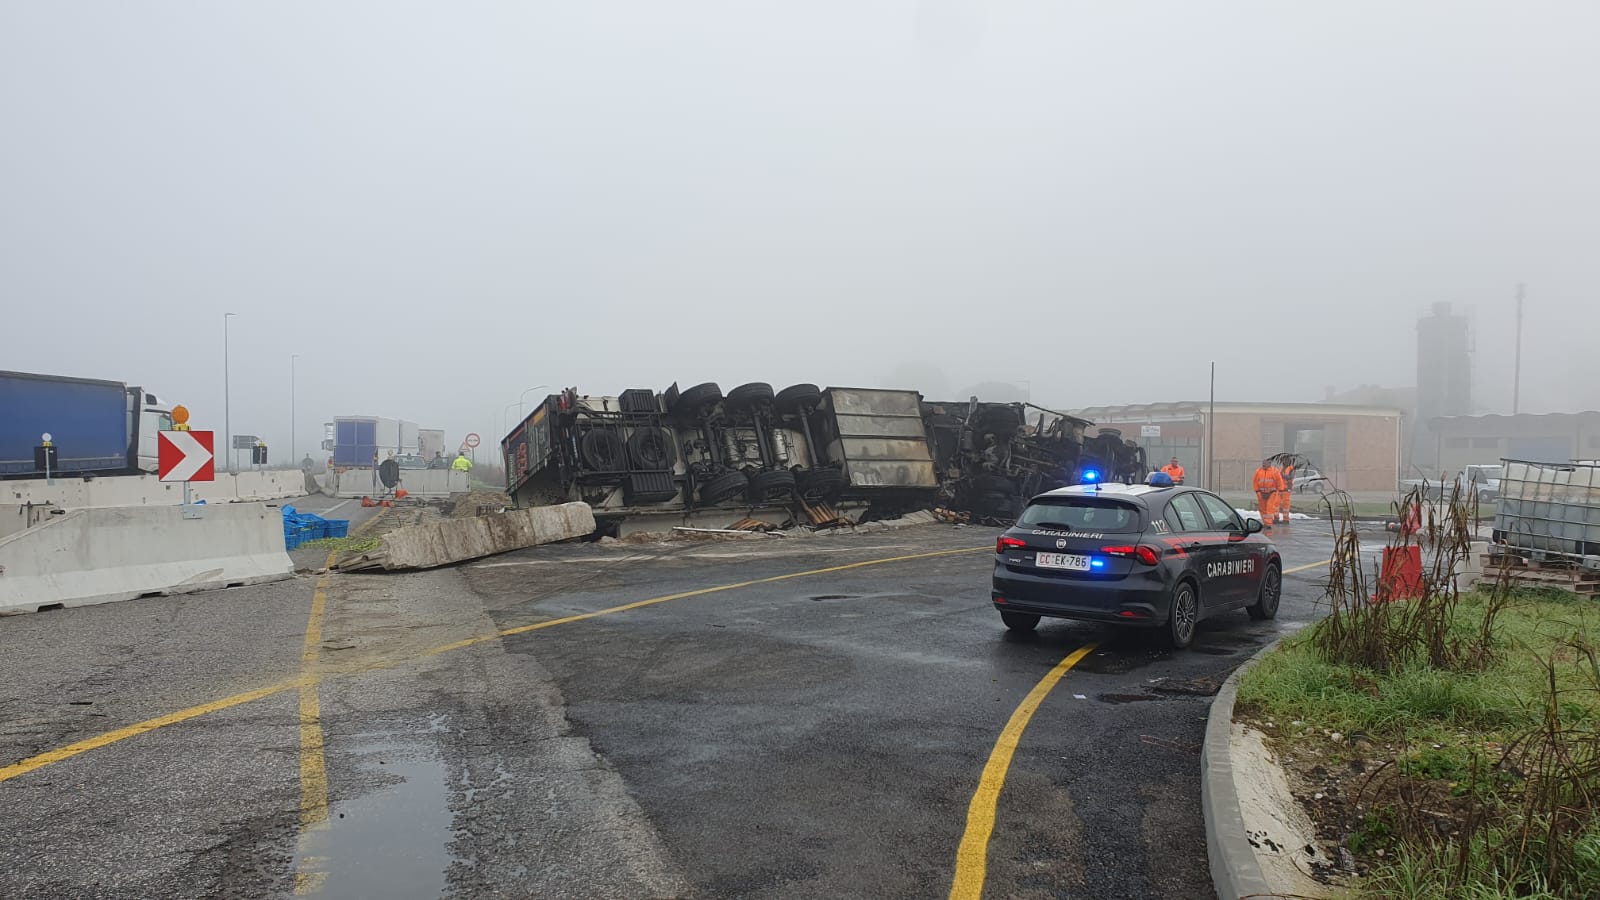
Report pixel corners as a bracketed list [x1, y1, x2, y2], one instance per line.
[0, 504, 295, 616]
[336, 502, 596, 571]
[321, 468, 470, 499]
[1, 470, 306, 509]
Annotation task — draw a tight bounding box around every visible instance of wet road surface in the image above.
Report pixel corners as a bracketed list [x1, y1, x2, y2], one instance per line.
[0, 519, 1338, 898]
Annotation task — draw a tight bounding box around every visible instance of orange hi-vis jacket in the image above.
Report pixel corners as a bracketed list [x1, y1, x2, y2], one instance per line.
[1161, 463, 1185, 482]
[1253, 466, 1285, 495]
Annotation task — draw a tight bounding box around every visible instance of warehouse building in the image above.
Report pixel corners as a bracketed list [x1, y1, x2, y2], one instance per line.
[1069, 401, 1403, 492]
[1425, 412, 1600, 473]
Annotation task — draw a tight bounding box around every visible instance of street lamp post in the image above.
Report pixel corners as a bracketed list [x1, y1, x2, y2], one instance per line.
[518, 384, 549, 419]
[224, 312, 237, 473]
[502, 402, 520, 440]
[291, 354, 299, 464]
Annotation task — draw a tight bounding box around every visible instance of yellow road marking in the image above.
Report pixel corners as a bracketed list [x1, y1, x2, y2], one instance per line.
[0, 543, 988, 784]
[1284, 558, 1330, 574]
[0, 677, 306, 784]
[293, 510, 387, 894]
[949, 643, 1098, 900]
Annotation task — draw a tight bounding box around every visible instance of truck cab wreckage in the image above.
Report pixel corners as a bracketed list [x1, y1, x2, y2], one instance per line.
[501, 383, 1147, 534]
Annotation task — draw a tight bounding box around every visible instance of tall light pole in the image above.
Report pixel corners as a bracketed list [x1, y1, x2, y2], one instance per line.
[291, 354, 299, 464]
[224, 312, 237, 473]
[1512, 283, 1525, 415]
[502, 402, 520, 439]
[518, 384, 549, 419]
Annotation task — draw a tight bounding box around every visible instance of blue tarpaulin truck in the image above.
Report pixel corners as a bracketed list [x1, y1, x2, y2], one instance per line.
[0, 370, 173, 478]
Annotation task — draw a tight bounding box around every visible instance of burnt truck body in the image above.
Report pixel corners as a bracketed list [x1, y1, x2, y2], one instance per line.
[502, 382, 1146, 531]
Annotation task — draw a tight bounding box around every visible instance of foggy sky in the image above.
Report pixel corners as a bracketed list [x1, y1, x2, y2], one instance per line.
[4, 2, 1598, 459]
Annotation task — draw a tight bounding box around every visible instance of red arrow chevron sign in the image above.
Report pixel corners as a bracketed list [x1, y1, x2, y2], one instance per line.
[158, 431, 215, 482]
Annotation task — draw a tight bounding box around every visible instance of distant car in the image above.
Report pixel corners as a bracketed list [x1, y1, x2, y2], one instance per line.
[1291, 468, 1333, 494]
[991, 483, 1282, 649]
[1400, 464, 1502, 503]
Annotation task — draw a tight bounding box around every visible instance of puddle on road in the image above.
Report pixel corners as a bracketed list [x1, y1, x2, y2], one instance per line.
[294, 738, 455, 899]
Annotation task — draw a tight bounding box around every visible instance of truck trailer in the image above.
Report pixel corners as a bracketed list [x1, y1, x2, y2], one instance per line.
[0, 370, 172, 479]
[501, 382, 1140, 533]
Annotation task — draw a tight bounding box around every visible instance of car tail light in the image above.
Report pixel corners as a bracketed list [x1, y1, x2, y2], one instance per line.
[996, 536, 1027, 553]
[1102, 545, 1160, 566]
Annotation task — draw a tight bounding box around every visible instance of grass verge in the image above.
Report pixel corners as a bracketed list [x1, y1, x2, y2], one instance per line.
[1238, 589, 1600, 899]
[297, 535, 381, 553]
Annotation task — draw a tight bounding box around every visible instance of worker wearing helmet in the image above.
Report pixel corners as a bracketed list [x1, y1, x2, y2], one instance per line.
[452, 452, 473, 473]
[1160, 457, 1185, 485]
[1252, 459, 1284, 531]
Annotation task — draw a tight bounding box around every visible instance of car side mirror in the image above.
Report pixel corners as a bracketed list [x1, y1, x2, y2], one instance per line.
[1244, 518, 1264, 534]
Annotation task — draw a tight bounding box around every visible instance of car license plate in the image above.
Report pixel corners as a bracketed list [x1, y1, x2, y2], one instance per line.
[1035, 552, 1091, 572]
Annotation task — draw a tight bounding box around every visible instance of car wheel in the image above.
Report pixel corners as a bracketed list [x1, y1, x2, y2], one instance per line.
[1478, 490, 1493, 505]
[698, 471, 748, 505]
[1247, 563, 1281, 621]
[1163, 581, 1199, 649]
[747, 469, 796, 503]
[1000, 611, 1040, 632]
[775, 383, 822, 417]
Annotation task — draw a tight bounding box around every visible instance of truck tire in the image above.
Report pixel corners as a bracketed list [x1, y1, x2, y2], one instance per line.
[747, 469, 796, 503]
[698, 471, 748, 505]
[580, 429, 626, 471]
[627, 428, 676, 470]
[775, 383, 822, 417]
[797, 467, 847, 502]
[975, 407, 1023, 437]
[672, 383, 723, 418]
[725, 382, 776, 413]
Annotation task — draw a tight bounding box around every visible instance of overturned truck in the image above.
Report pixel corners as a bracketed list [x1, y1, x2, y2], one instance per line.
[502, 383, 1146, 533]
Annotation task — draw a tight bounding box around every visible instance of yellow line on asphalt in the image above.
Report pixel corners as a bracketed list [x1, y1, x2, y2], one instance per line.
[0, 543, 989, 785]
[1284, 558, 1330, 574]
[0, 677, 306, 784]
[420, 545, 992, 658]
[949, 642, 1099, 900]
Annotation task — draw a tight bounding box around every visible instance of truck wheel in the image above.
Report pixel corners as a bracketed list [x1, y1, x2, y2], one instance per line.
[698, 471, 749, 505]
[672, 383, 723, 418]
[797, 467, 847, 502]
[627, 428, 676, 470]
[725, 382, 776, 413]
[775, 383, 822, 417]
[580, 429, 627, 472]
[747, 469, 796, 503]
[975, 407, 1023, 437]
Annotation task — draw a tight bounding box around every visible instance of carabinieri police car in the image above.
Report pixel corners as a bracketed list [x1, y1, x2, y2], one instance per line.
[990, 472, 1281, 649]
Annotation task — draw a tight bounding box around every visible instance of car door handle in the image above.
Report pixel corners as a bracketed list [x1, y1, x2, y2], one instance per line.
[1184, 542, 1202, 550]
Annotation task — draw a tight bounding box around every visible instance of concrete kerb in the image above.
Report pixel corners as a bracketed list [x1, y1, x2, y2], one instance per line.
[1202, 635, 1286, 900]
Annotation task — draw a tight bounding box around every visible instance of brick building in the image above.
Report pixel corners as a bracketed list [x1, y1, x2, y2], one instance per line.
[1068, 401, 1403, 492]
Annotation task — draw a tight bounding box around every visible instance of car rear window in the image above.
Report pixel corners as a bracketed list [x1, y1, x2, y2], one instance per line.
[1017, 497, 1141, 533]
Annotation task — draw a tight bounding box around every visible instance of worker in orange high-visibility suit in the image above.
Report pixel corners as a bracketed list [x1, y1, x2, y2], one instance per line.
[1160, 457, 1185, 484]
[1278, 460, 1295, 523]
[1252, 461, 1285, 530]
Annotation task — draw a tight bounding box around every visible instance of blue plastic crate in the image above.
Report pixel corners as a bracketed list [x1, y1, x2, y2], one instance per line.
[325, 520, 349, 539]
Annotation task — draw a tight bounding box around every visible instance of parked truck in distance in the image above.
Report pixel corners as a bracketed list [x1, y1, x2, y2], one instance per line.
[0, 370, 172, 479]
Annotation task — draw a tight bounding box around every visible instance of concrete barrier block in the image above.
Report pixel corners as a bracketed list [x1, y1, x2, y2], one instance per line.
[0, 471, 306, 509]
[336, 502, 595, 571]
[0, 504, 294, 616]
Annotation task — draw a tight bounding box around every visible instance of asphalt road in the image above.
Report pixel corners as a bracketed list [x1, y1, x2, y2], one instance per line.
[0, 517, 1339, 899]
